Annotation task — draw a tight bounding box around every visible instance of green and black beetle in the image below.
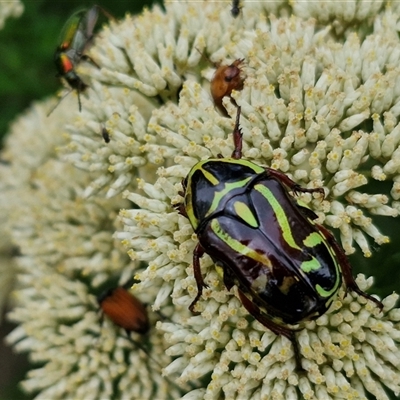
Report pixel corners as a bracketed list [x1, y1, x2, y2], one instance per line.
[178, 107, 383, 366]
[50, 5, 112, 115]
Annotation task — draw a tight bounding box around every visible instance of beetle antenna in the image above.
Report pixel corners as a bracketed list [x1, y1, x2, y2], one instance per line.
[126, 334, 163, 368]
[77, 90, 82, 112]
[47, 89, 72, 117]
[126, 333, 193, 392]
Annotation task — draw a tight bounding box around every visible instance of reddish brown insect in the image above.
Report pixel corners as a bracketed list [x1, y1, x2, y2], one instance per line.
[210, 59, 245, 116]
[97, 287, 149, 335]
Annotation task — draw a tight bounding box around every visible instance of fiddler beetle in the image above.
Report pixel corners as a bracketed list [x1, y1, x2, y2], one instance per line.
[177, 107, 383, 367]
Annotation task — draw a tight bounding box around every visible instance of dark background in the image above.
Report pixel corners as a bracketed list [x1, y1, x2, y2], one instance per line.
[0, 1, 399, 399]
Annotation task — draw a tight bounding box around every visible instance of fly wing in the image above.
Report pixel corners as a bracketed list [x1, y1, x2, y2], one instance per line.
[83, 6, 99, 41]
[68, 6, 99, 55]
[58, 9, 86, 50]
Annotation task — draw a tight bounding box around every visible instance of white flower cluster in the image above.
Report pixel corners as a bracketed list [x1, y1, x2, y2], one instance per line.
[0, 0, 23, 30]
[2, 98, 184, 398]
[291, 0, 384, 25]
[168, 277, 400, 400]
[7, 266, 179, 400]
[2, 0, 400, 399]
[0, 97, 75, 321]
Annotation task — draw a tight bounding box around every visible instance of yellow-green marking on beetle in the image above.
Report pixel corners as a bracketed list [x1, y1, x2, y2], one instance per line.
[254, 184, 301, 251]
[211, 219, 273, 270]
[233, 201, 258, 228]
[303, 232, 323, 248]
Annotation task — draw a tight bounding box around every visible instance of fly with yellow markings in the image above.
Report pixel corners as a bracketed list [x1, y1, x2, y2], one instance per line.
[177, 107, 383, 369]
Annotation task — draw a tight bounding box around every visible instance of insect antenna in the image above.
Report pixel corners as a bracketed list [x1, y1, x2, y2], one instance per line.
[47, 89, 73, 117]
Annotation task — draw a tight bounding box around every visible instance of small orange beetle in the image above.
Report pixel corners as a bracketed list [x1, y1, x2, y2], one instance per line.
[210, 59, 245, 116]
[97, 287, 149, 335]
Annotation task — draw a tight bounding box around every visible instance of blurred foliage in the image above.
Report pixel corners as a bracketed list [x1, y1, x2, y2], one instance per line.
[345, 178, 400, 301]
[0, 0, 162, 145]
[0, 318, 31, 400]
[349, 212, 400, 299]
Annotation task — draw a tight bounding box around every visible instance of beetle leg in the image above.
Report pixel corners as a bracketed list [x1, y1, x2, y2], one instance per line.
[317, 224, 384, 311]
[237, 289, 303, 370]
[189, 243, 209, 313]
[181, 177, 187, 192]
[231, 106, 243, 160]
[174, 202, 188, 217]
[174, 179, 188, 216]
[81, 54, 100, 69]
[77, 90, 83, 112]
[265, 168, 325, 199]
[220, 263, 235, 291]
[177, 178, 187, 198]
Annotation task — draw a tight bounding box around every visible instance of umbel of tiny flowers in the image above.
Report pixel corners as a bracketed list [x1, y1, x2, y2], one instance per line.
[0, 0, 24, 323]
[2, 0, 400, 399]
[105, 2, 400, 399]
[2, 96, 187, 399]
